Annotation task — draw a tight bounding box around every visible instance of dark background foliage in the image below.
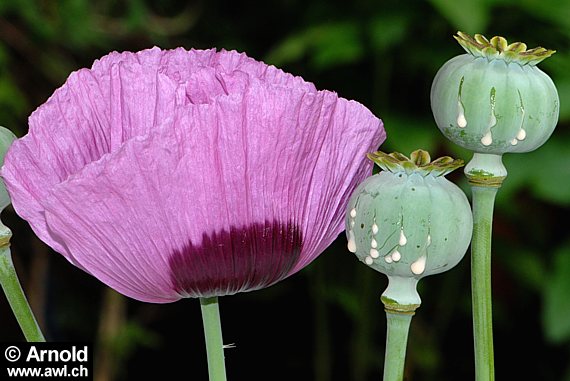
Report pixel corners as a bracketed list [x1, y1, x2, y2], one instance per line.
[1, 1, 569, 380]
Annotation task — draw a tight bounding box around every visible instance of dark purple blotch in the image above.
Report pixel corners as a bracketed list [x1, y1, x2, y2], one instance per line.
[169, 220, 303, 297]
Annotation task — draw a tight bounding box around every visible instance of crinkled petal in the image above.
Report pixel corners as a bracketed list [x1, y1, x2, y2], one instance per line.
[2, 47, 385, 302]
[44, 126, 191, 303]
[1, 69, 111, 262]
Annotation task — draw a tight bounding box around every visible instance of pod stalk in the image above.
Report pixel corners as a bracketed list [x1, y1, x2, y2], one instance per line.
[465, 152, 503, 381]
[382, 310, 414, 381]
[0, 223, 45, 342]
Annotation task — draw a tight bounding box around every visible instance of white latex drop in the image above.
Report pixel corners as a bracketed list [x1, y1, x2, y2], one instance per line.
[481, 131, 493, 146]
[391, 250, 401, 262]
[411, 255, 427, 275]
[347, 230, 356, 253]
[457, 101, 467, 128]
[372, 223, 379, 235]
[399, 229, 407, 246]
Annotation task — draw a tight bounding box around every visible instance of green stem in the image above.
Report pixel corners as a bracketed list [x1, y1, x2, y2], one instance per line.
[0, 225, 45, 342]
[383, 311, 413, 381]
[465, 153, 504, 381]
[200, 296, 227, 381]
[470, 185, 497, 381]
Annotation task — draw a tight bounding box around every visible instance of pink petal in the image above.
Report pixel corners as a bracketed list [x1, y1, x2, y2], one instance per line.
[2, 47, 385, 302]
[1, 69, 111, 266]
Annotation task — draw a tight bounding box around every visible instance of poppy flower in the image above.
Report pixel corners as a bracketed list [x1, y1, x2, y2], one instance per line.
[1, 47, 385, 303]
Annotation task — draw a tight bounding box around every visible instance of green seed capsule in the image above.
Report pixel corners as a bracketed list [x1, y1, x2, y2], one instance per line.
[346, 150, 472, 307]
[431, 32, 559, 154]
[0, 126, 16, 211]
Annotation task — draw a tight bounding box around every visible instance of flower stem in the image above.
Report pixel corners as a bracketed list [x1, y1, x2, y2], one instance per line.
[383, 310, 413, 381]
[470, 185, 497, 381]
[464, 153, 505, 381]
[0, 224, 45, 342]
[200, 296, 227, 381]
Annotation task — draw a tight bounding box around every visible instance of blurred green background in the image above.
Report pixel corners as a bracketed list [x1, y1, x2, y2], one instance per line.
[1, 1, 569, 380]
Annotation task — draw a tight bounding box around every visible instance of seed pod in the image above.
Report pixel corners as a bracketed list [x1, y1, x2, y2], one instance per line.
[0, 127, 16, 211]
[346, 150, 472, 308]
[431, 32, 559, 154]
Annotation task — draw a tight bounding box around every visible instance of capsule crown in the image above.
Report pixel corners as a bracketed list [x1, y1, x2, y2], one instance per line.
[454, 31, 555, 66]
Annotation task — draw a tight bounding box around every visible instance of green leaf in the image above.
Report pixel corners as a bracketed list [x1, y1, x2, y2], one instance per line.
[499, 248, 546, 291]
[308, 22, 364, 70]
[497, 154, 532, 207]
[0, 77, 28, 131]
[428, 0, 491, 33]
[112, 321, 161, 357]
[502, 137, 570, 206]
[58, 0, 98, 48]
[527, 139, 570, 205]
[265, 22, 364, 70]
[381, 114, 440, 155]
[326, 285, 361, 320]
[519, 0, 570, 36]
[542, 244, 570, 343]
[368, 14, 409, 52]
[542, 52, 570, 122]
[264, 34, 307, 67]
[553, 76, 570, 121]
